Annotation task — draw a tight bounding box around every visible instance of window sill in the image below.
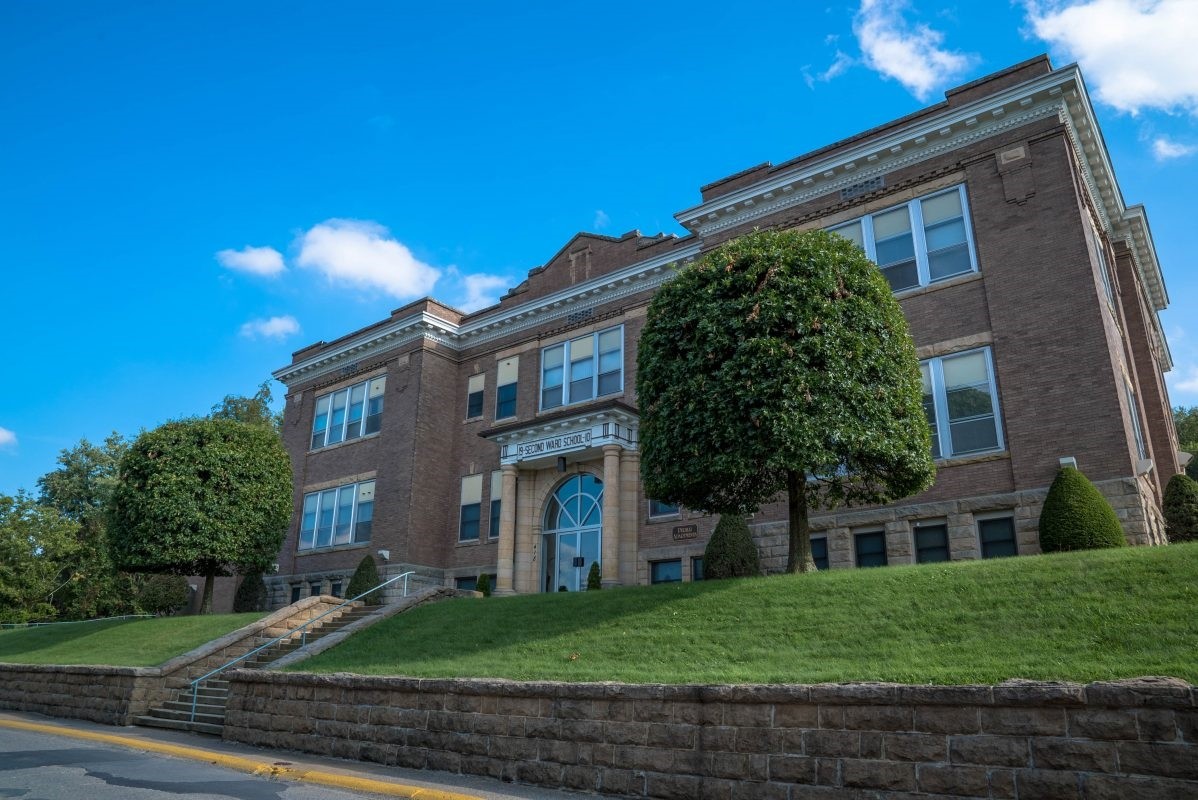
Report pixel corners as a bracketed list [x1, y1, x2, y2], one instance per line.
[464, 416, 485, 424]
[296, 540, 372, 556]
[309, 431, 381, 455]
[536, 392, 625, 418]
[457, 537, 497, 547]
[647, 514, 683, 524]
[893, 270, 982, 301]
[935, 449, 1009, 468]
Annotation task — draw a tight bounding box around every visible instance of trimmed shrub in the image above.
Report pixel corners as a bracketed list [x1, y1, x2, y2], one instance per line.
[586, 561, 602, 590]
[139, 574, 191, 615]
[346, 555, 383, 605]
[233, 572, 268, 612]
[1038, 466, 1126, 552]
[703, 514, 761, 579]
[1163, 473, 1198, 542]
[476, 573, 492, 596]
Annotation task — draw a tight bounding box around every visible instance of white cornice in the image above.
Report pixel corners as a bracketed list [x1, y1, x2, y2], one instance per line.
[273, 243, 700, 386]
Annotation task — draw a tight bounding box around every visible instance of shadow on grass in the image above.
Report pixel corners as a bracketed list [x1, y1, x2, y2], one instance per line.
[0, 618, 143, 661]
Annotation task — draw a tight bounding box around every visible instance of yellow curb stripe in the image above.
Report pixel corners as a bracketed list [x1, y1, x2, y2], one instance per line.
[0, 718, 482, 800]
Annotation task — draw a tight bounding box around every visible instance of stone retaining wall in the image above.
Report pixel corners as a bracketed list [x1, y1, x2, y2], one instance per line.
[0, 595, 348, 725]
[224, 673, 1198, 799]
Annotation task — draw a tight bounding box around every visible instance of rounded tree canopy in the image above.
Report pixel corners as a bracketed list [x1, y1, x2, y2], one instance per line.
[637, 228, 935, 516]
[108, 417, 292, 577]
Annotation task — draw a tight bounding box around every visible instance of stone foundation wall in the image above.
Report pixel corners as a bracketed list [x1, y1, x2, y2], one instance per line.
[754, 476, 1162, 573]
[0, 596, 348, 725]
[224, 673, 1198, 799]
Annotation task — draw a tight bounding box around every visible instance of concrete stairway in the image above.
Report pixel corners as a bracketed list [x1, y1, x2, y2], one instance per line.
[135, 603, 378, 735]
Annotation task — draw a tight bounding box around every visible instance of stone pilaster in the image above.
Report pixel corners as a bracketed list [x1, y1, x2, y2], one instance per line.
[493, 464, 518, 596]
[601, 445, 622, 586]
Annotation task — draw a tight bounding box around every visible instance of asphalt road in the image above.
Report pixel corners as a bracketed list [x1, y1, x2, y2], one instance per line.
[0, 713, 589, 800]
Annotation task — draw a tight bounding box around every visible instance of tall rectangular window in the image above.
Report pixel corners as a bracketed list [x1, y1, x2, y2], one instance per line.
[922, 347, 1004, 459]
[1126, 381, 1147, 461]
[855, 530, 887, 567]
[811, 536, 829, 570]
[489, 470, 503, 538]
[466, 374, 485, 419]
[914, 521, 949, 563]
[298, 479, 375, 551]
[496, 357, 518, 419]
[540, 325, 623, 410]
[459, 474, 482, 542]
[978, 516, 1017, 559]
[829, 185, 977, 292]
[311, 376, 385, 449]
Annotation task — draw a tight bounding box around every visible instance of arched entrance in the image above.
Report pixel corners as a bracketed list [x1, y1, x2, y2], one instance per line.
[542, 474, 602, 592]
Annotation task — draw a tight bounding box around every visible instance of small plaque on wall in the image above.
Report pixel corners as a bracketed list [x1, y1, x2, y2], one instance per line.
[672, 524, 698, 541]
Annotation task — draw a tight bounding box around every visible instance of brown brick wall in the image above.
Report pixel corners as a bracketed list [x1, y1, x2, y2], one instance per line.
[224, 672, 1198, 799]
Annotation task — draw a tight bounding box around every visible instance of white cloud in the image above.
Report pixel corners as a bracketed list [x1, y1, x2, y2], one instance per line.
[239, 315, 301, 340]
[1025, 0, 1198, 115]
[593, 210, 611, 230]
[216, 245, 285, 277]
[804, 50, 855, 89]
[295, 219, 440, 299]
[458, 274, 509, 313]
[1152, 135, 1196, 161]
[0, 427, 15, 449]
[852, 0, 976, 101]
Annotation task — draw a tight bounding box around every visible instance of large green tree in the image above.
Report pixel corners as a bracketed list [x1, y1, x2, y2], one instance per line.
[211, 380, 283, 432]
[108, 417, 292, 613]
[0, 493, 80, 623]
[36, 432, 140, 619]
[1173, 406, 1198, 480]
[637, 228, 936, 572]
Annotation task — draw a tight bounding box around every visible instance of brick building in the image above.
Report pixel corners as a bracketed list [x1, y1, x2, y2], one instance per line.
[267, 56, 1178, 604]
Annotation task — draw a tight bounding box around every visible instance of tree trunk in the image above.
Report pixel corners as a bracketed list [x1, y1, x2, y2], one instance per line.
[786, 469, 817, 573]
[201, 571, 215, 614]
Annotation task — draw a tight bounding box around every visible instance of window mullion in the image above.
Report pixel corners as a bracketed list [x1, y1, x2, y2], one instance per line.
[862, 215, 877, 262]
[348, 484, 358, 543]
[909, 199, 930, 287]
[591, 332, 599, 400]
[957, 186, 980, 275]
[984, 348, 1005, 452]
[931, 358, 952, 458]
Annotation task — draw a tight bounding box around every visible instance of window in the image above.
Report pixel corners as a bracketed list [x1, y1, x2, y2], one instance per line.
[299, 480, 375, 550]
[489, 470, 502, 538]
[466, 374, 485, 419]
[914, 521, 949, 563]
[309, 582, 322, 597]
[541, 325, 623, 410]
[311, 376, 386, 449]
[459, 474, 482, 542]
[455, 576, 478, 591]
[1126, 381, 1147, 461]
[330, 581, 343, 598]
[855, 530, 887, 567]
[691, 557, 704, 581]
[648, 499, 680, 518]
[811, 536, 829, 570]
[830, 185, 977, 292]
[496, 357, 518, 419]
[1088, 223, 1115, 307]
[290, 585, 301, 604]
[651, 559, 682, 584]
[979, 516, 1017, 559]
[921, 348, 1004, 459]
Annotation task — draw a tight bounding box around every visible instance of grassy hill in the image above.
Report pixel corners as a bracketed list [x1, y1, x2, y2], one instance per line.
[0, 613, 266, 667]
[294, 542, 1198, 685]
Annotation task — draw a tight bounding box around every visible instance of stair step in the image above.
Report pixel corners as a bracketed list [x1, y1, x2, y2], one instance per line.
[135, 715, 223, 736]
[147, 707, 225, 725]
[163, 700, 226, 715]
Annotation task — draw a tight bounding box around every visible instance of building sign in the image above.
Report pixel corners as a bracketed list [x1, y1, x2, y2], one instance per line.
[672, 524, 698, 541]
[515, 430, 592, 459]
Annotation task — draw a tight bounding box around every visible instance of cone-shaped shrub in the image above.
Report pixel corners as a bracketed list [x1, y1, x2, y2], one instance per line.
[586, 561, 602, 590]
[1038, 466, 1126, 552]
[703, 514, 761, 579]
[346, 555, 384, 604]
[233, 572, 268, 612]
[1163, 473, 1198, 542]
[476, 573, 492, 596]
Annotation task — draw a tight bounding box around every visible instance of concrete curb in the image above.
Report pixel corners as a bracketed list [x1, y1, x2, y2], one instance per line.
[0, 717, 481, 800]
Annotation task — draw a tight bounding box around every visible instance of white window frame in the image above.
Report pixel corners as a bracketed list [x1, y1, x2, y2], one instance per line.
[299, 479, 375, 552]
[310, 376, 385, 450]
[1125, 380, 1147, 461]
[539, 324, 624, 411]
[648, 499, 681, 519]
[829, 185, 979, 292]
[923, 347, 1005, 460]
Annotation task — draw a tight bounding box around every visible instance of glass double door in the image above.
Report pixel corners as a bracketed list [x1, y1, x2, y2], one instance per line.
[543, 528, 600, 592]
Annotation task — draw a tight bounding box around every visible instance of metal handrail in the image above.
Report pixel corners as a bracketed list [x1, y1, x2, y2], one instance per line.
[189, 570, 413, 722]
[1, 614, 155, 629]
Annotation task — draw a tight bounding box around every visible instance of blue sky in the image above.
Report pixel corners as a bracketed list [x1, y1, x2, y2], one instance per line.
[2, 0, 1196, 495]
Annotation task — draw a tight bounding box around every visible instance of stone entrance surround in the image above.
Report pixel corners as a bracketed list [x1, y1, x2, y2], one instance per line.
[223, 672, 1197, 799]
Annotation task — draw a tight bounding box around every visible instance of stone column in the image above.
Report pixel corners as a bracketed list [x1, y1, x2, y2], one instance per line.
[515, 469, 539, 593]
[619, 450, 640, 586]
[601, 445, 621, 587]
[494, 464, 518, 595]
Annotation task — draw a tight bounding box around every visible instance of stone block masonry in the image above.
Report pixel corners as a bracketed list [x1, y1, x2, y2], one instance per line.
[224, 673, 1198, 799]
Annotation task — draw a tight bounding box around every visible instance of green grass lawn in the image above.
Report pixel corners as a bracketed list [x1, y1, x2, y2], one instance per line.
[295, 542, 1198, 685]
[0, 613, 267, 667]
